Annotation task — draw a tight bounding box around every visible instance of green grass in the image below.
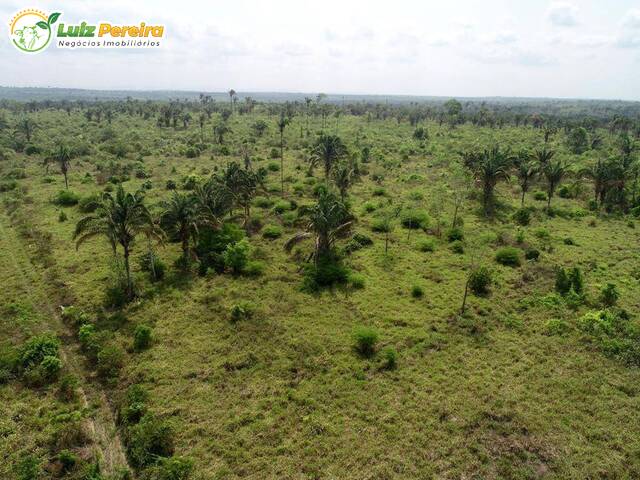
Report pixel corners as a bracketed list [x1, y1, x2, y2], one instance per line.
[2, 106, 640, 478]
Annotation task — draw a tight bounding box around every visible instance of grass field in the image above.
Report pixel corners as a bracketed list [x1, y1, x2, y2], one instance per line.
[1, 101, 640, 479]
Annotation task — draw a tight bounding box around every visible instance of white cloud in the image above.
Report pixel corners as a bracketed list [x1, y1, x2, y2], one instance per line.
[622, 9, 640, 29]
[547, 2, 579, 27]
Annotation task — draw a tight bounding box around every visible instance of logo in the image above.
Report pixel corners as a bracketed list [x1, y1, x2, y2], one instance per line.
[9, 9, 165, 52]
[9, 9, 60, 53]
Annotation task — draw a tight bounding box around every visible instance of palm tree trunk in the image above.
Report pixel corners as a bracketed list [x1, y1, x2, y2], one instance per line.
[64, 172, 69, 190]
[124, 246, 133, 299]
[280, 131, 284, 194]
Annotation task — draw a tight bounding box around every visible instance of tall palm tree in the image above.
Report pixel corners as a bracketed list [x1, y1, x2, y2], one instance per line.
[533, 147, 555, 168]
[277, 112, 290, 194]
[580, 159, 608, 207]
[16, 117, 37, 142]
[228, 89, 236, 113]
[193, 177, 233, 228]
[311, 134, 348, 181]
[219, 162, 261, 226]
[160, 192, 200, 265]
[542, 159, 569, 209]
[284, 190, 352, 262]
[463, 146, 512, 216]
[45, 144, 72, 189]
[74, 186, 160, 299]
[332, 163, 354, 201]
[514, 152, 538, 206]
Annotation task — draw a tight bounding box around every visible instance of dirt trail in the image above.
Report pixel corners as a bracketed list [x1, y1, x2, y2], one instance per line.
[0, 214, 132, 477]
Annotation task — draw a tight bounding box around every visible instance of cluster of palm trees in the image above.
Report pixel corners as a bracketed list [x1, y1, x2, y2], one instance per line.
[462, 145, 570, 215]
[74, 162, 262, 300]
[308, 133, 359, 201]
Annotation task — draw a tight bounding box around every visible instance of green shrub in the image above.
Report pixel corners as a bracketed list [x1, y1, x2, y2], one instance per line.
[446, 227, 464, 242]
[254, 196, 273, 208]
[469, 267, 492, 295]
[196, 223, 245, 274]
[450, 240, 464, 254]
[534, 228, 550, 240]
[272, 200, 292, 214]
[417, 239, 435, 252]
[302, 257, 349, 291]
[19, 334, 59, 370]
[126, 414, 175, 469]
[362, 201, 376, 213]
[533, 191, 547, 201]
[57, 450, 77, 473]
[244, 260, 265, 277]
[525, 248, 540, 261]
[348, 273, 365, 289]
[133, 325, 152, 351]
[372, 186, 386, 196]
[371, 218, 391, 233]
[16, 455, 41, 480]
[544, 318, 570, 336]
[381, 347, 397, 370]
[563, 237, 576, 245]
[568, 267, 584, 295]
[411, 285, 424, 298]
[400, 210, 429, 229]
[353, 327, 378, 357]
[119, 384, 149, 426]
[223, 239, 250, 274]
[513, 208, 531, 226]
[53, 190, 80, 206]
[165, 179, 177, 190]
[262, 225, 282, 239]
[58, 210, 68, 222]
[267, 161, 280, 171]
[555, 268, 572, 296]
[139, 252, 166, 281]
[495, 247, 521, 267]
[230, 302, 255, 322]
[140, 456, 194, 480]
[78, 194, 101, 213]
[58, 374, 79, 402]
[600, 283, 619, 307]
[96, 345, 124, 379]
[578, 310, 640, 365]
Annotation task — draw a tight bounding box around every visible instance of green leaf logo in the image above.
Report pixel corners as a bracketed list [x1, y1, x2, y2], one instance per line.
[48, 12, 61, 25]
[36, 21, 48, 29]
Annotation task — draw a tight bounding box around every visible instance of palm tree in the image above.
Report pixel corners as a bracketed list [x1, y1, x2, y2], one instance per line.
[463, 146, 512, 216]
[311, 134, 348, 181]
[542, 160, 569, 209]
[74, 186, 160, 299]
[45, 144, 72, 189]
[580, 159, 608, 207]
[228, 89, 236, 113]
[332, 163, 354, 201]
[513, 152, 538, 206]
[213, 122, 231, 144]
[160, 192, 200, 265]
[16, 117, 37, 142]
[219, 162, 261, 226]
[193, 177, 233, 228]
[284, 190, 352, 263]
[532, 147, 555, 168]
[277, 112, 290, 194]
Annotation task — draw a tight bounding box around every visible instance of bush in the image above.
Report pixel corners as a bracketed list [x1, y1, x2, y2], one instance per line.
[57, 450, 77, 474]
[230, 302, 255, 322]
[578, 310, 640, 365]
[417, 239, 435, 252]
[58, 374, 79, 402]
[400, 210, 429, 229]
[302, 257, 349, 291]
[568, 267, 584, 295]
[446, 227, 464, 242]
[244, 260, 265, 277]
[119, 384, 149, 426]
[495, 247, 521, 267]
[96, 345, 124, 379]
[223, 239, 250, 274]
[262, 225, 282, 239]
[545, 318, 570, 336]
[555, 268, 572, 296]
[600, 283, 619, 307]
[272, 200, 292, 214]
[58, 210, 68, 222]
[525, 248, 540, 261]
[513, 208, 531, 226]
[411, 285, 424, 298]
[16, 455, 41, 480]
[469, 267, 492, 295]
[133, 325, 152, 351]
[353, 327, 378, 357]
[126, 414, 175, 469]
[165, 179, 177, 190]
[53, 190, 80, 206]
[348, 273, 365, 289]
[78, 193, 101, 213]
[533, 191, 547, 201]
[371, 218, 391, 233]
[139, 252, 166, 281]
[196, 223, 245, 273]
[253, 196, 273, 208]
[450, 240, 464, 254]
[267, 161, 280, 171]
[563, 237, 576, 245]
[372, 187, 386, 196]
[140, 456, 194, 480]
[381, 347, 397, 370]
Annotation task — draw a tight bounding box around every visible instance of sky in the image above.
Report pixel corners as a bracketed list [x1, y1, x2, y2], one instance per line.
[1, 0, 640, 100]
